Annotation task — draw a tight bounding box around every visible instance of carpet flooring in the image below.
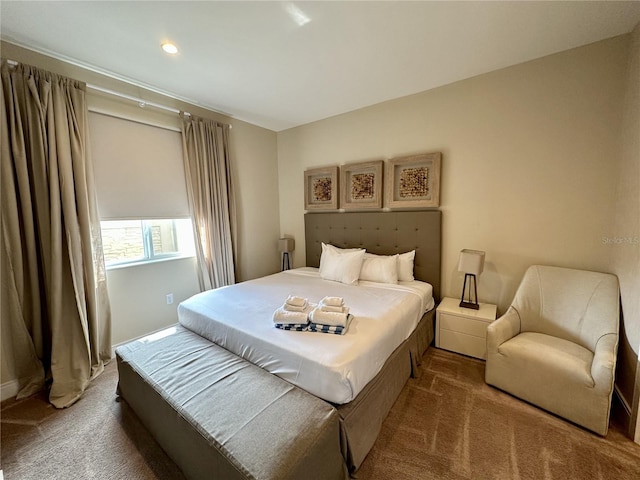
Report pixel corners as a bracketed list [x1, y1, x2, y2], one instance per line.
[2, 347, 640, 479]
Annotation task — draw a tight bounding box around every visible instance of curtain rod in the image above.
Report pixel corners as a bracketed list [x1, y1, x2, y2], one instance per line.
[87, 83, 185, 115]
[86, 84, 235, 128]
[5, 58, 232, 128]
[87, 85, 232, 128]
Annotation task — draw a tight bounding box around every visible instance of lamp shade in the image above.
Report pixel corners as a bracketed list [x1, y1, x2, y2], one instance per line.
[457, 249, 485, 275]
[279, 238, 295, 253]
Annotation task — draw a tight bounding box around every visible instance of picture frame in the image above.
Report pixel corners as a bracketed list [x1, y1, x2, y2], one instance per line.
[387, 152, 441, 208]
[340, 160, 384, 210]
[304, 166, 339, 210]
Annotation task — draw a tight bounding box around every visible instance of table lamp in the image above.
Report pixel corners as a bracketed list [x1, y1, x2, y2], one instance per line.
[457, 249, 485, 310]
[279, 238, 295, 271]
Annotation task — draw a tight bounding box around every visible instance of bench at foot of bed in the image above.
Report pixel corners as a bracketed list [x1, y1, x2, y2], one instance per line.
[116, 326, 347, 480]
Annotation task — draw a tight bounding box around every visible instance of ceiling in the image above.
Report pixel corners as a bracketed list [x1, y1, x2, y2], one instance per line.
[2, 1, 640, 132]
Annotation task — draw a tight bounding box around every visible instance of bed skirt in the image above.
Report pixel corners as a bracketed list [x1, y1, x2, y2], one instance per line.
[336, 307, 435, 472]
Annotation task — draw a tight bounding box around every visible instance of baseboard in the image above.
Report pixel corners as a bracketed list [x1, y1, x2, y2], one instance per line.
[1, 379, 20, 402]
[613, 384, 632, 432]
[615, 384, 633, 415]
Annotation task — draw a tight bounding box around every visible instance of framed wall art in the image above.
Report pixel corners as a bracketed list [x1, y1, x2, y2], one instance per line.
[304, 166, 339, 210]
[387, 152, 441, 208]
[340, 160, 384, 210]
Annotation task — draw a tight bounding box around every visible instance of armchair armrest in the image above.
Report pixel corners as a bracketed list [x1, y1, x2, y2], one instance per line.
[591, 333, 618, 393]
[486, 307, 521, 353]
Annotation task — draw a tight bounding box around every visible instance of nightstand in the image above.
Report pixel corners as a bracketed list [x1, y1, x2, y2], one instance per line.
[435, 297, 497, 360]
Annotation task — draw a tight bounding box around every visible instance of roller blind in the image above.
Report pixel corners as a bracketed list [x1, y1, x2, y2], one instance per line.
[89, 112, 189, 220]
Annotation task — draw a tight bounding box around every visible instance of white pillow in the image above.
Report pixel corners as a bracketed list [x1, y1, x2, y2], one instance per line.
[359, 253, 399, 284]
[397, 250, 416, 281]
[322, 242, 363, 254]
[319, 246, 365, 285]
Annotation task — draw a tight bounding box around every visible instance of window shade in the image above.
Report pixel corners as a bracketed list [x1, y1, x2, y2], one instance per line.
[89, 112, 189, 220]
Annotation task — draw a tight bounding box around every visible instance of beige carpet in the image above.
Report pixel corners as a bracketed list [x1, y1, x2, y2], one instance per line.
[2, 347, 640, 479]
[355, 349, 640, 479]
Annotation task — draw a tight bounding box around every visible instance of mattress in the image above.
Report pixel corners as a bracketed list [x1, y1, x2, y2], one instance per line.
[178, 267, 434, 404]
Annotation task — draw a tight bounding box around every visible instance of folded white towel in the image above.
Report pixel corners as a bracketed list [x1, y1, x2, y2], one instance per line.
[309, 307, 349, 328]
[273, 306, 311, 325]
[284, 303, 307, 312]
[319, 302, 349, 314]
[286, 295, 308, 307]
[320, 296, 344, 307]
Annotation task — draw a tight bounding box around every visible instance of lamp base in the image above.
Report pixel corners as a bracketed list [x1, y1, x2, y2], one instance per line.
[281, 252, 291, 271]
[459, 273, 480, 310]
[459, 301, 480, 310]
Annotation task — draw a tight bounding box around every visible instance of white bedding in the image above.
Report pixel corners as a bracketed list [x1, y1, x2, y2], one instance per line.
[177, 267, 434, 404]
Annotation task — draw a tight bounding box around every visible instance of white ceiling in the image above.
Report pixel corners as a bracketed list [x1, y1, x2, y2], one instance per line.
[2, 1, 640, 131]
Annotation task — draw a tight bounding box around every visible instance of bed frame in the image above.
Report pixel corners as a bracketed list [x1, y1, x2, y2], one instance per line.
[116, 210, 441, 478]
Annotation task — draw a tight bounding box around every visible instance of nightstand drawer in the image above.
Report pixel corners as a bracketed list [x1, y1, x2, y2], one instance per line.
[439, 329, 487, 359]
[439, 313, 489, 338]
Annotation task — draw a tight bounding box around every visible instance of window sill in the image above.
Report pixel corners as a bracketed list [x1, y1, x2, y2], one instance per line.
[106, 254, 196, 271]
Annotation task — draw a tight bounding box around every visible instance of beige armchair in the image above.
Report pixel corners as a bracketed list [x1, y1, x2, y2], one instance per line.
[485, 265, 619, 435]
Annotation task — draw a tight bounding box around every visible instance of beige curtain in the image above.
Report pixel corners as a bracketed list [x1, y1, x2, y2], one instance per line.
[181, 115, 237, 290]
[1, 61, 111, 408]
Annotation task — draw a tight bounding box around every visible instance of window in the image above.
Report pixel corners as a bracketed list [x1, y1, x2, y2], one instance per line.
[101, 218, 196, 267]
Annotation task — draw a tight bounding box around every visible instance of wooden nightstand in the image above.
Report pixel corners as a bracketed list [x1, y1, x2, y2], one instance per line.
[435, 297, 497, 360]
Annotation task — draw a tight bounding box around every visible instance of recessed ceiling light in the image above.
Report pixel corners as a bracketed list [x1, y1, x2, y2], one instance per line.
[161, 42, 178, 55]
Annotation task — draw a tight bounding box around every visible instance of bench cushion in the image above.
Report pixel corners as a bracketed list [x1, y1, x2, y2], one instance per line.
[116, 326, 347, 480]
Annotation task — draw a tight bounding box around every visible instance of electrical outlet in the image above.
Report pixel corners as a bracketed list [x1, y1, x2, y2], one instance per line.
[166, 293, 174, 305]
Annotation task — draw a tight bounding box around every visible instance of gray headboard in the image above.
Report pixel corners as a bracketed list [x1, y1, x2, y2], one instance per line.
[305, 211, 441, 301]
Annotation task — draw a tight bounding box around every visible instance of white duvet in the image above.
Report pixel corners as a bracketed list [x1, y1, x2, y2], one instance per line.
[177, 267, 434, 404]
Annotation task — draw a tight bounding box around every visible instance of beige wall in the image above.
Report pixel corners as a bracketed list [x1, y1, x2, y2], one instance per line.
[611, 23, 640, 441]
[230, 120, 282, 281]
[107, 258, 200, 345]
[1, 42, 281, 395]
[278, 36, 627, 315]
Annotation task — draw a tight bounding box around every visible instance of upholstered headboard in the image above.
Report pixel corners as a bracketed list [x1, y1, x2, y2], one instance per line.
[304, 211, 442, 301]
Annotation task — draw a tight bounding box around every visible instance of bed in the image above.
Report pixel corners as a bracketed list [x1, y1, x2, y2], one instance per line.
[117, 210, 441, 478]
[178, 267, 434, 404]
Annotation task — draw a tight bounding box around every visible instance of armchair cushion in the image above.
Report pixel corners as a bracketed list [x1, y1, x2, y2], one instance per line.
[497, 332, 594, 388]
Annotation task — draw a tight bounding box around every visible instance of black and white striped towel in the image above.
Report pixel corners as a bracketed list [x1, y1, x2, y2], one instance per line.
[308, 314, 353, 335]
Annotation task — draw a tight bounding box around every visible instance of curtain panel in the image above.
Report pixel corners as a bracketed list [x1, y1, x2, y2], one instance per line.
[1, 61, 111, 408]
[181, 115, 237, 290]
